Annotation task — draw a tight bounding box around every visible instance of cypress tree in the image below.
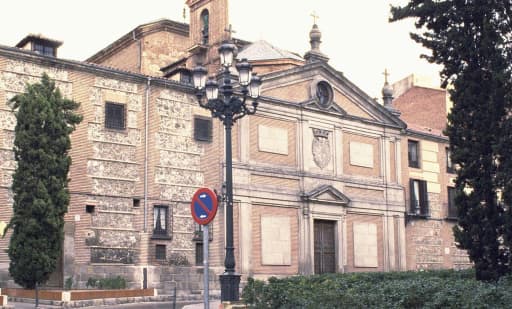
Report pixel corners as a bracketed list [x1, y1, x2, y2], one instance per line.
[390, 1, 512, 280]
[7, 74, 82, 292]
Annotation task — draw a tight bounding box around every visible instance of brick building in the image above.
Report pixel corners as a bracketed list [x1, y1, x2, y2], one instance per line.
[0, 0, 468, 296]
[391, 75, 471, 270]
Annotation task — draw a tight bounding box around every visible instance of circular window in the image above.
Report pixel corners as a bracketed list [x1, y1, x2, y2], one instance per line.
[316, 81, 333, 108]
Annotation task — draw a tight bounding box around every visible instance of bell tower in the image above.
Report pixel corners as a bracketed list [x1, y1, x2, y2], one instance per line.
[186, 0, 229, 47]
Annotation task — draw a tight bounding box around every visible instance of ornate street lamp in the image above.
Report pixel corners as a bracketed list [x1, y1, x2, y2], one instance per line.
[192, 41, 262, 302]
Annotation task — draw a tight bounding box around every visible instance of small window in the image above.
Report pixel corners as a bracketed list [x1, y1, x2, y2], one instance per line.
[155, 245, 166, 260]
[200, 9, 209, 44]
[180, 71, 192, 85]
[153, 205, 170, 238]
[316, 81, 333, 108]
[408, 140, 420, 168]
[447, 187, 457, 218]
[33, 43, 55, 56]
[446, 147, 454, 173]
[86, 205, 95, 213]
[193, 223, 213, 241]
[105, 102, 126, 130]
[195, 242, 203, 266]
[133, 199, 140, 208]
[409, 179, 429, 216]
[194, 117, 212, 142]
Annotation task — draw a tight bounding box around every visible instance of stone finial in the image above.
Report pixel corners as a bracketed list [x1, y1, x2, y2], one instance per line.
[309, 24, 322, 51]
[381, 69, 401, 116]
[382, 69, 393, 106]
[304, 13, 329, 63]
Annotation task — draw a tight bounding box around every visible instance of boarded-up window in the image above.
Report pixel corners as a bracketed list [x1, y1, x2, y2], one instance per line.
[258, 125, 288, 155]
[261, 216, 291, 265]
[349, 141, 374, 168]
[353, 222, 378, 267]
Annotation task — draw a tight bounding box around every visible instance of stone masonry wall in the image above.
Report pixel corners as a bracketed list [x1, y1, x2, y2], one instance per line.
[150, 89, 205, 265]
[85, 77, 143, 264]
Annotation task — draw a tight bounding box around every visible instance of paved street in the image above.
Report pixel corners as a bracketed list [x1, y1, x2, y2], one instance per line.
[8, 301, 221, 309]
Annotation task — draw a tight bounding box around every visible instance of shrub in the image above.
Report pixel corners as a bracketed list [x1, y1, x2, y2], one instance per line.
[242, 269, 512, 308]
[85, 276, 126, 289]
[64, 276, 73, 290]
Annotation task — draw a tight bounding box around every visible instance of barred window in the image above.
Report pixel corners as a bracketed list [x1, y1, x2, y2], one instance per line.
[105, 102, 126, 130]
[195, 242, 203, 266]
[155, 245, 166, 260]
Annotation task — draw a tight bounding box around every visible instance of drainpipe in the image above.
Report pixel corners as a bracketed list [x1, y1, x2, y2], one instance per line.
[144, 77, 151, 232]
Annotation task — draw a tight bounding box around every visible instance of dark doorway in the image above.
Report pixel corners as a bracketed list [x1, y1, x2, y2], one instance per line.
[314, 220, 336, 274]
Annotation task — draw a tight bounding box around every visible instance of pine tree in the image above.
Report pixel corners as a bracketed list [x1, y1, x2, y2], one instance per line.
[390, 1, 512, 280]
[7, 74, 82, 292]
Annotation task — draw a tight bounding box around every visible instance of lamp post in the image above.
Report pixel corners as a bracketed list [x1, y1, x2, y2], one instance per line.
[192, 41, 262, 302]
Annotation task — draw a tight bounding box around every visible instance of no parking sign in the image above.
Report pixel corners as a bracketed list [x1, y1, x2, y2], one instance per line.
[191, 187, 218, 225]
[191, 187, 218, 308]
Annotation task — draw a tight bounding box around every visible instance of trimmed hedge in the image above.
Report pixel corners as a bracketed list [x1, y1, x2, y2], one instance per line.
[241, 269, 512, 308]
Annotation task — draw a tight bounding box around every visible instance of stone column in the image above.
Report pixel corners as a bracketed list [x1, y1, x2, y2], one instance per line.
[395, 139, 402, 185]
[384, 138, 392, 183]
[382, 215, 389, 271]
[238, 199, 252, 275]
[387, 215, 396, 270]
[335, 126, 343, 176]
[397, 215, 407, 270]
[239, 117, 249, 163]
[337, 213, 345, 273]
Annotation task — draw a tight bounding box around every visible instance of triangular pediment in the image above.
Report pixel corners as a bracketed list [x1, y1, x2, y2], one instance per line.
[301, 185, 351, 206]
[260, 61, 405, 129]
[302, 99, 347, 116]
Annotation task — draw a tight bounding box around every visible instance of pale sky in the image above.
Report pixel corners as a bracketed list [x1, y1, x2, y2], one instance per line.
[0, 0, 442, 100]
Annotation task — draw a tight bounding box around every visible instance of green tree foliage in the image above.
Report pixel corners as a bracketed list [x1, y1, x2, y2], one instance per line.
[390, 1, 512, 280]
[7, 74, 82, 288]
[242, 270, 512, 309]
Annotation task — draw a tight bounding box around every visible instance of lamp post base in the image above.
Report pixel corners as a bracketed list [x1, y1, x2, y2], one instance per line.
[219, 272, 241, 302]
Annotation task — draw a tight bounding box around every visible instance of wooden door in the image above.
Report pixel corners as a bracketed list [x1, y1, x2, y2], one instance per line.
[314, 220, 336, 274]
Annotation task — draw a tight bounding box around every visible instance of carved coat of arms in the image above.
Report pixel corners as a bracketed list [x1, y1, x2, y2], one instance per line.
[312, 128, 331, 169]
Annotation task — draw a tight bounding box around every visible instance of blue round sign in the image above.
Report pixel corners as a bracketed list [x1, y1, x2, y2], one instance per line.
[191, 188, 218, 225]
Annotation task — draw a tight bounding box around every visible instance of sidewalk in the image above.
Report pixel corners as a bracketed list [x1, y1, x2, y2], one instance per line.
[6, 300, 221, 309]
[182, 300, 221, 309]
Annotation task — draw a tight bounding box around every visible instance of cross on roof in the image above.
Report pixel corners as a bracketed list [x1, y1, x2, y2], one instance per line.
[383, 68, 390, 83]
[311, 11, 319, 25]
[225, 24, 236, 40]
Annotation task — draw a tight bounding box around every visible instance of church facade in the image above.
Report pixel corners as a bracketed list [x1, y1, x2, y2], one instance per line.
[0, 0, 468, 295]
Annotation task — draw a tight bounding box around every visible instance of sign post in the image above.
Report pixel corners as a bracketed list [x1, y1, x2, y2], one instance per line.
[203, 224, 209, 309]
[191, 188, 218, 309]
